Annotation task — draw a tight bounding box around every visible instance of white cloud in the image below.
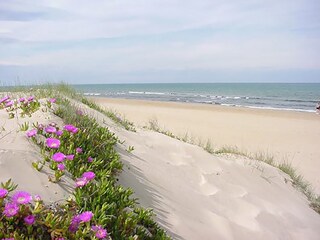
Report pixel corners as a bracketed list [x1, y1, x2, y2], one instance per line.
[0, 0, 319, 80]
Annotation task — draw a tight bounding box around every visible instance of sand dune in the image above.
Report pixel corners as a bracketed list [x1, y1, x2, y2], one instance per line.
[92, 97, 320, 194]
[0, 105, 73, 202]
[1, 96, 320, 240]
[76, 98, 320, 240]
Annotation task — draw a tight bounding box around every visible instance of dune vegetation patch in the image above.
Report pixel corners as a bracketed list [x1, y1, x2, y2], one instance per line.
[0, 89, 170, 239]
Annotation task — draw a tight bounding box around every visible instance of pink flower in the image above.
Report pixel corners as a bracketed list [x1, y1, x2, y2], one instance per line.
[75, 177, 88, 188]
[19, 97, 25, 102]
[82, 171, 95, 180]
[5, 100, 14, 107]
[87, 156, 93, 163]
[24, 215, 36, 225]
[46, 138, 60, 149]
[79, 211, 93, 222]
[0, 188, 8, 198]
[27, 96, 34, 102]
[3, 202, 19, 217]
[45, 126, 57, 134]
[57, 163, 65, 171]
[76, 147, 82, 153]
[52, 152, 66, 162]
[0, 96, 10, 103]
[34, 194, 42, 201]
[56, 130, 63, 136]
[92, 225, 108, 239]
[26, 129, 37, 138]
[49, 98, 56, 103]
[64, 124, 79, 134]
[69, 215, 81, 232]
[12, 191, 32, 205]
[66, 154, 74, 160]
[49, 122, 57, 127]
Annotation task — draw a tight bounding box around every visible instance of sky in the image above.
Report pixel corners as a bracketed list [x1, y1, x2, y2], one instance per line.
[0, 0, 320, 85]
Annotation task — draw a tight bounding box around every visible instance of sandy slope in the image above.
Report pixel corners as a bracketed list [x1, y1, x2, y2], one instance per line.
[69, 99, 320, 240]
[92, 97, 320, 194]
[1, 96, 319, 240]
[0, 105, 73, 202]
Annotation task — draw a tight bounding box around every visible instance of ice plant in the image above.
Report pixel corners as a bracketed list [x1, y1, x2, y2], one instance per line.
[0, 188, 8, 198]
[3, 202, 19, 217]
[46, 138, 61, 149]
[19, 97, 25, 102]
[82, 171, 95, 180]
[79, 211, 93, 222]
[88, 156, 93, 163]
[5, 100, 13, 107]
[57, 163, 65, 171]
[27, 96, 34, 102]
[69, 215, 81, 233]
[49, 98, 56, 103]
[52, 152, 66, 162]
[76, 147, 82, 153]
[45, 126, 57, 134]
[26, 129, 37, 138]
[34, 194, 41, 202]
[56, 130, 63, 136]
[0, 96, 10, 103]
[64, 124, 79, 133]
[49, 122, 57, 127]
[66, 154, 74, 160]
[75, 177, 88, 188]
[12, 191, 32, 205]
[92, 225, 108, 239]
[24, 215, 36, 225]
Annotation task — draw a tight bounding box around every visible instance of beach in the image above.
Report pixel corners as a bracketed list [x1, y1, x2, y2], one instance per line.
[1, 91, 320, 239]
[92, 97, 320, 194]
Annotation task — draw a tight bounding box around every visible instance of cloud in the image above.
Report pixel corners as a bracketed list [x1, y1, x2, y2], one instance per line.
[0, 0, 319, 83]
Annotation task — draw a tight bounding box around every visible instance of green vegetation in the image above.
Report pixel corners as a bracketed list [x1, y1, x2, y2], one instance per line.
[0, 87, 170, 239]
[52, 98, 169, 239]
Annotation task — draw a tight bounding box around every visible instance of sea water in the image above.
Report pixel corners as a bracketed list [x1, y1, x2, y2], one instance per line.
[73, 83, 320, 112]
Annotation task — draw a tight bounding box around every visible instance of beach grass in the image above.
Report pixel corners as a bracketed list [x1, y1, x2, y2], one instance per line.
[144, 115, 320, 214]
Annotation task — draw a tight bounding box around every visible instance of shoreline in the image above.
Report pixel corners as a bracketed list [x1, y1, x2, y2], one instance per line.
[87, 95, 318, 113]
[92, 96, 320, 194]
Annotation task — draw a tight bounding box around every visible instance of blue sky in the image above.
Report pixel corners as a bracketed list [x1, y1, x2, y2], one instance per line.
[0, 0, 320, 84]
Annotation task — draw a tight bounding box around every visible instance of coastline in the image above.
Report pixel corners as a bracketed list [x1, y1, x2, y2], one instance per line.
[92, 97, 320, 194]
[1, 88, 320, 239]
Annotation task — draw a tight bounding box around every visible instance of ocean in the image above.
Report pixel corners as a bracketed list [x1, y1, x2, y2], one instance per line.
[73, 83, 320, 112]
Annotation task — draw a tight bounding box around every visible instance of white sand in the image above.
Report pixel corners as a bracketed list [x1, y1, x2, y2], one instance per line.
[0, 104, 73, 202]
[92, 97, 320, 194]
[75, 98, 320, 240]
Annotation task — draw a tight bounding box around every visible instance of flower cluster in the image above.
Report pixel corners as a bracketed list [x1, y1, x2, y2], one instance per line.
[0, 183, 109, 239]
[0, 95, 41, 118]
[1, 189, 36, 222]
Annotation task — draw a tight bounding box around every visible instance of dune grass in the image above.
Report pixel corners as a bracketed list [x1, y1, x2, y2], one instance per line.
[144, 116, 320, 214]
[80, 97, 136, 132]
